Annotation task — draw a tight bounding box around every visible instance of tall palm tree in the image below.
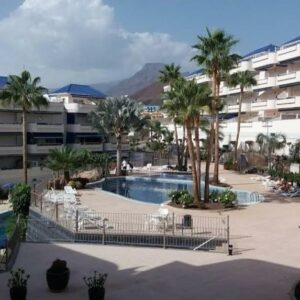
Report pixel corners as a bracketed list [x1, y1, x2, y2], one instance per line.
[227, 71, 257, 164]
[0, 70, 48, 183]
[192, 28, 240, 184]
[90, 97, 147, 176]
[168, 79, 210, 203]
[159, 63, 183, 169]
[256, 133, 286, 164]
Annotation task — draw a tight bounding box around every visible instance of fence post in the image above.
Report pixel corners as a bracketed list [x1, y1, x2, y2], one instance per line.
[172, 212, 175, 236]
[75, 210, 79, 233]
[163, 219, 166, 249]
[55, 202, 58, 222]
[226, 215, 230, 254]
[40, 195, 43, 213]
[102, 219, 107, 245]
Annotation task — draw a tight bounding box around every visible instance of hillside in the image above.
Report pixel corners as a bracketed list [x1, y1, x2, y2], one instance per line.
[130, 81, 164, 105]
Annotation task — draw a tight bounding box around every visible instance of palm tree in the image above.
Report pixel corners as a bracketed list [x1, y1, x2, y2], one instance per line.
[227, 71, 257, 164]
[256, 133, 286, 164]
[90, 97, 147, 176]
[168, 79, 210, 203]
[192, 28, 240, 184]
[159, 63, 183, 169]
[0, 70, 48, 183]
[46, 147, 89, 183]
[90, 153, 112, 177]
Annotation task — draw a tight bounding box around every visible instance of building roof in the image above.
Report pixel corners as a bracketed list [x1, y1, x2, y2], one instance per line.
[281, 36, 300, 47]
[52, 84, 106, 98]
[186, 69, 203, 77]
[0, 76, 8, 88]
[243, 44, 278, 59]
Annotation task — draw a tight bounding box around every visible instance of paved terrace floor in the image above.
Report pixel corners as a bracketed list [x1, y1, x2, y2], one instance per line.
[1, 166, 300, 299]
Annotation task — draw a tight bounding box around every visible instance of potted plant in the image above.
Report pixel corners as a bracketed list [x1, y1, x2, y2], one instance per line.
[83, 271, 108, 300]
[8, 268, 30, 300]
[46, 259, 70, 292]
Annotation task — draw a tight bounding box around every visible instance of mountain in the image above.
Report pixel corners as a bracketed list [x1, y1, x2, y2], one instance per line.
[130, 81, 164, 105]
[91, 80, 120, 95]
[92, 63, 165, 97]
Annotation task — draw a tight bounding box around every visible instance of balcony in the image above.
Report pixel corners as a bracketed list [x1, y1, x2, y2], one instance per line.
[251, 100, 276, 111]
[64, 103, 96, 114]
[195, 74, 210, 84]
[276, 71, 300, 86]
[252, 52, 277, 69]
[70, 143, 103, 152]
[253, 77, 276, 90]
[0, 123, 21, 133]
[28, 123, 64, 133]
[227, 103, 251, 113]
[0, 145, 22, 155]
[103, 143, 130, 152]
[277, 44, 300, 62]
[230, 60, 253, 74]
[275, 97, 300, 109]
[67, 124, 98, 133]
[28, 144, 63, 154]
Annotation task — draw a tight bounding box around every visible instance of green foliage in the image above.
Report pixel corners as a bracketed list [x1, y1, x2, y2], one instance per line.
[169, 190, 194, 206]
[5, 215, 17, 237]
[289, 140, 300, 163]
[216, 190, 237, 208]
[268, 169, 300, 186]
[67, 180, 76, 189]
[224, 158, 235, 170]
[10, 183, 31, 218]
[7, 268, 30, 288]
[209, 190, 221, 202]
[83, 271, 108, 289]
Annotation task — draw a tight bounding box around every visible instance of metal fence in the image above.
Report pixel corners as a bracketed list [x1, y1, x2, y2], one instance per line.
[29, 192, 230, 253]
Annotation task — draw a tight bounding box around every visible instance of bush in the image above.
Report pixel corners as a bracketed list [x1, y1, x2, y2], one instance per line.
[75, 177, 89, 188]
[169, 190, 194, 206]
[10, 183, 31, 218]
[209, 190, 220, 203]
[75, 181, 83, 189]
[217, 190, 237, 208]
[224, 158, 235, 170]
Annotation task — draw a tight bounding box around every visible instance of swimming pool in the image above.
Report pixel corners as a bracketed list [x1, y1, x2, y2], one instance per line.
[91, 175, 263, 205]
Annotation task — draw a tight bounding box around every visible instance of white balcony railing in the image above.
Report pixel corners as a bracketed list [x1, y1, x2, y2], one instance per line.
[0, 123, 21, 133]
[276, 71, 300, 86]
[0, 145, 22, 155]
[252, 52, 277, 69]
[28, 123, 64, 133]
[277, 44, 300, 62]
[66, 124, 98, 133]
[195, 74, 210, 84]
[28, 144, 63, 154]
[227, 103, 251, 113]
[70, 143, 103, 152]
[253, 77, 276, 89]
[64, 103, 96, 113]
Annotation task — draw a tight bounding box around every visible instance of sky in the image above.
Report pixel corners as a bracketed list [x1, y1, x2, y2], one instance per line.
[1, 0, 300, 88]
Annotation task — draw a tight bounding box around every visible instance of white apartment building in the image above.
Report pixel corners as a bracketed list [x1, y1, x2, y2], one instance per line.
[0, 82, 129, 170]
[165, 36, 300, 150]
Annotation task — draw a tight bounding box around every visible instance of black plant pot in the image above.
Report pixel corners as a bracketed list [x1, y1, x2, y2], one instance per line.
[10, 286, 27, 300]
[88, 287, 105, 300]
[46, 268, 70, 292]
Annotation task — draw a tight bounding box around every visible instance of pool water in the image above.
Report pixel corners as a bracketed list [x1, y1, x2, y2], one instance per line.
[91, 175, 262, 205]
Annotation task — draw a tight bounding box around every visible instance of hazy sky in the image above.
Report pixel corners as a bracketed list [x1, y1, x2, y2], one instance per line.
[1, 0, 300, 87]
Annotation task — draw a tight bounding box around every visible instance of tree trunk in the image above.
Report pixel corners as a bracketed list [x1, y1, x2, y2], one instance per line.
[194, 115, 201, 202]
[183, 124, 188, 170]
[234, 87, 243, 165]
[186, 120, 199, 202]
[213, 78, 220, 184]
[64, 170, 70, 183]
[116, 136, 122, 176]
[204, 123, 214, 203]
[173, 120, 182, 170]
[22, 108, 28, 184]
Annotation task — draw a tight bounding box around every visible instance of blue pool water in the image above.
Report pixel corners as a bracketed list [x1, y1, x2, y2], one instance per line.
[91, 175, 262, 205]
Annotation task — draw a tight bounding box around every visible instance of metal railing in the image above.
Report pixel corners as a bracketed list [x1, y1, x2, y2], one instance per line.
[29, 192, 230, 253]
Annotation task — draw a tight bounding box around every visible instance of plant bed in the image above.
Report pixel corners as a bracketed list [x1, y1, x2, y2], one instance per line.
[168, 201, 224, 210]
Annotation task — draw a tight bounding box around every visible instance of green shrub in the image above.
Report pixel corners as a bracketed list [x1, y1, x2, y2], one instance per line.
[210, 190, 220, 202]
[169, 190, 194, 206]
[10, 183, 31, 218]
[224, 158, 235, 170]
[217, 189, 237, 208]
[75, 177, 89, 188]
